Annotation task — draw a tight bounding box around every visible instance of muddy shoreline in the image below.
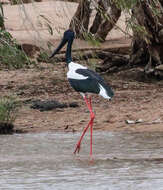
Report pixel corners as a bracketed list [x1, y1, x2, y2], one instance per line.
[1, 59, 163, 134]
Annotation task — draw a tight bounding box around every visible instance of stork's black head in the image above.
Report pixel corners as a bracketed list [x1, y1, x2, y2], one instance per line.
[49, 29, 75, 60]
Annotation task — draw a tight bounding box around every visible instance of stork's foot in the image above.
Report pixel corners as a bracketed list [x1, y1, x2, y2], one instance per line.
[74, 142, 81, 154]
[90, 155, 94, 163]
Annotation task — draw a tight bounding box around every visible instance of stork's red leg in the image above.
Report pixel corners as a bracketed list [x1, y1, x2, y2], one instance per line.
[73, 118, 92, 154]
[90, 119, 94, 157]
[89, 97, 94, 157]
[74, 96, 95, 155]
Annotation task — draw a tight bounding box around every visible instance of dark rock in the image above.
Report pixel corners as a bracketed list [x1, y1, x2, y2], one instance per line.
[0, 123, 14, 134]
[30, 99, 79, 111]
[30, 100, 68, 111]
[69, 102, 79, 108]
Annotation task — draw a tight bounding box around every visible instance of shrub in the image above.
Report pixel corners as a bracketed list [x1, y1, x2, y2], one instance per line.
[0, 96, 20, 125]
[0, 30, 33, 69]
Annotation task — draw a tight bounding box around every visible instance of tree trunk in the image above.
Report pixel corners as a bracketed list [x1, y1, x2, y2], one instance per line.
[90, 0, 108, 34]
[93, 0, 121, 42]
[69, 0, 91, 38]
[0, 3, 5, 30]
[130, 0, 163, 76]
[69, 0, 121, 41]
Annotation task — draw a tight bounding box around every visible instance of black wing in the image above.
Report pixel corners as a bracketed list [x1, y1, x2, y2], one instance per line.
[76, 68, 105, 83]
[77, 68, 114, 97]
[68, 68, 100, 94]
[68, 68, 114, 97]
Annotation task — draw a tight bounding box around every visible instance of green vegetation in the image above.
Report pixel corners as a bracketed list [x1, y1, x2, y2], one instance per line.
[83, 32, 101, 47]
[0, 30, 34, 69]
[0, 3, 35, 69]
[113, 0, 137, 10]
[0, 96, 20, 125]
[37, 50, 50, 62]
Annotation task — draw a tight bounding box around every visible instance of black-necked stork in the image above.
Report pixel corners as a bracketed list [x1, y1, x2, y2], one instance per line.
[50, 29, 114, 157]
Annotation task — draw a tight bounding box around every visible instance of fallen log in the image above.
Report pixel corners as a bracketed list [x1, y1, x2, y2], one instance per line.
[38, 49, 130, 63]
[96, 52, 129, 73]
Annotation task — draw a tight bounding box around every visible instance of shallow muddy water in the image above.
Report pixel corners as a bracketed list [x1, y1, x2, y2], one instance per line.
[1, 131, 163, 190]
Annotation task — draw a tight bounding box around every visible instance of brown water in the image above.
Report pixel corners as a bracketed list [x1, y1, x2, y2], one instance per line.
[1, 132, 163, 190]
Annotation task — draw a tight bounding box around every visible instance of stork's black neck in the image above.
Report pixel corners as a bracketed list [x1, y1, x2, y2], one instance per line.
[66, 39, 73, 65]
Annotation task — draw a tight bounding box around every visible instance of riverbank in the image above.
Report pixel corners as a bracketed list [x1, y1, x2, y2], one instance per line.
[0, 58, 163, 133]
[1, 1, 163, 133]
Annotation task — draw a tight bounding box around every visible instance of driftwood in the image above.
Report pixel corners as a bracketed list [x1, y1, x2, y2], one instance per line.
[96, 52, 129, 73]
[126, 119, 163, 126]
[39, 47, 163, 77]
[42, 49, 130, 73]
